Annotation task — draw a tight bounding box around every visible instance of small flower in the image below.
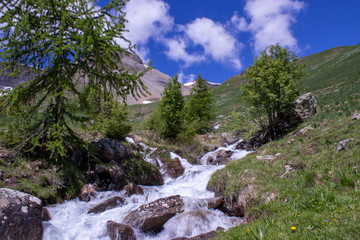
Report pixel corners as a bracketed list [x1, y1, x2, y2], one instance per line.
[247, 229, 251, 232]
[291, 226, 296, 231]
[319, 202, 323, 205]
[333, 218, 337, 221]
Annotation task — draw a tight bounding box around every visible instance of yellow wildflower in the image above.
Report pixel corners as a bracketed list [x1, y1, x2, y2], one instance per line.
[291, 227, 296, 231]
[247, 229, 251, 232]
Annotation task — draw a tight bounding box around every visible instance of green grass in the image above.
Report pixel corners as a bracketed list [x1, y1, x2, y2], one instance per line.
[211, 114, 360, 239]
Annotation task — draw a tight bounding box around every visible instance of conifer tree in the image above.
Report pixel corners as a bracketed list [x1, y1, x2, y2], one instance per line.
[158, 74, 184, 138]
[242, 44, 305, 140]
[185, 74, 216, 133]
[0, 0, 147, 161]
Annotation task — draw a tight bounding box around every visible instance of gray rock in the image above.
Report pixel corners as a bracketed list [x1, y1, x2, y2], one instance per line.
[0, 188, 43, 240]
[42, 208, 51, 221]
[92, 138, 131, 163]
[294, 126, 314, 136]
[256, 155, 277, 161]
[206, 150, 233, 165]
[123, 195, 184, 233]
[88, 196, 125, 214]
[107, 220, 137, 240]
[164, 157, 185, 178]
[336, 138, 354, 152]
[294, 93, 317, 120]
[352, 112, 360, 120]
[205, 197, 223, 209]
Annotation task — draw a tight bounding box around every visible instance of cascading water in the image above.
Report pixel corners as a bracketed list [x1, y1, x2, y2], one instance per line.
[43, 139, 250, 240]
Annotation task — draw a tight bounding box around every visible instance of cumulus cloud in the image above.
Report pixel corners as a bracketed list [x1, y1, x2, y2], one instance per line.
[239, 0, 305, 53]
[162, 18, 243, 70]
[163, 37, 206, 67]
[123, 0, 174, 59]
[185, 18, 242, 69]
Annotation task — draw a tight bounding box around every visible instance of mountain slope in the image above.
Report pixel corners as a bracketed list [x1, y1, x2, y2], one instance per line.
[213, 43, 360, 116]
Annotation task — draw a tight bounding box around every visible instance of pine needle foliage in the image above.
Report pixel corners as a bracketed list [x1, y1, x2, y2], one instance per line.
[242, 44, 305, 140]
[0, 0, 147, 162]
[185, 74, 216, 133]
[158, 74, 185, 138]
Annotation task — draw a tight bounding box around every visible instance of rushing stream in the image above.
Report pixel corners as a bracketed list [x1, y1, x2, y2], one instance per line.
[43, 139, 250, 240]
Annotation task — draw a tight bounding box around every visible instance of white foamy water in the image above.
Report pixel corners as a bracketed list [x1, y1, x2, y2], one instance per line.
[43, 140, 250, 240]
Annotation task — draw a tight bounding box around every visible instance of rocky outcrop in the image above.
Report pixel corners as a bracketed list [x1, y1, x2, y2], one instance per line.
[88, 196, 125, 214]
[294, 92, 317, 120]
[86, 138, 163, 191]
[79, 184, 98, 202]
[123, 195, 184, 233]
[0, 188, 43, 240]
[92, 138, 131, 163]
[107, 220, 137, 240]
[124, 183, 144, 197]
[42, 208, 51, 221]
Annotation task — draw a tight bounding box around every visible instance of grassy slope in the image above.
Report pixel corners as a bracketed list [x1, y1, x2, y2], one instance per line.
[210, 44, 360, 239]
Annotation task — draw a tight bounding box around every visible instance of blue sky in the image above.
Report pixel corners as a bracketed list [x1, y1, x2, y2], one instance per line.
[99, 0, 360, 84]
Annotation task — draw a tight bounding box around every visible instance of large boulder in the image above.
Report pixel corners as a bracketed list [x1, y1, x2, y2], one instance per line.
[91, 138, 131, 163]
[164, 157, 185, 178]
[206, 150, 232, 165]
[91, 159, 164, 191]
[107, 220, 137, 240]
[0, 188, 43, 240]
[294, 92, 317, 120]
[88, 196, 125, 214]
[123, 195, 184, 233]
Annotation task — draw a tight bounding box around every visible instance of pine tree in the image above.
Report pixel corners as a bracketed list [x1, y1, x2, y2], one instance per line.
[185, 74, 216, 133]
[0, 0, 147, 161]
[158, 74, 185, 138]
[242, 44, 305, 140]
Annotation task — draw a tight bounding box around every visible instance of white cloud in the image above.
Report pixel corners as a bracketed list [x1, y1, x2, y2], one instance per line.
[178, 71, 196, 84]
[185, 18, 242, 69]
[231, 12, 248, 31]
[242, 0, 305, 53]
[163, 37, 206, 67]
[123, 0, 174, 59]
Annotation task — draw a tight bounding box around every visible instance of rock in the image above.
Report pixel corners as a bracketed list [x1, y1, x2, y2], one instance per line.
[88, 196, 125, 214]
[206, 150, 233, 165]
[221, 133, 238, 145]
[294, 126, 314, 136]
[124, 183, 144, 197]
[0, 188, 43, 240]
[42, 208, 51, 221]
[336, 138, 354, 152]
[352, 112, 360, 120]
[91, 138, 131, 163]
[256, 155, 277, 161]
[123, 195, 184, 233]
[91, 159, 163, 191]
[107, 220, 137, 240]
[171, 230, 217, 240]
[294, 92, 317, 120]
[280, 161, 306, 178]
[79, 184, 98, 202]
[205, 197, 223, 209]
[165, 157, 185, 178]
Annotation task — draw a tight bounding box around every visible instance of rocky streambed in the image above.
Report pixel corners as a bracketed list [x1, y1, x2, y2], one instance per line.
[41, 139, 250, 240]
